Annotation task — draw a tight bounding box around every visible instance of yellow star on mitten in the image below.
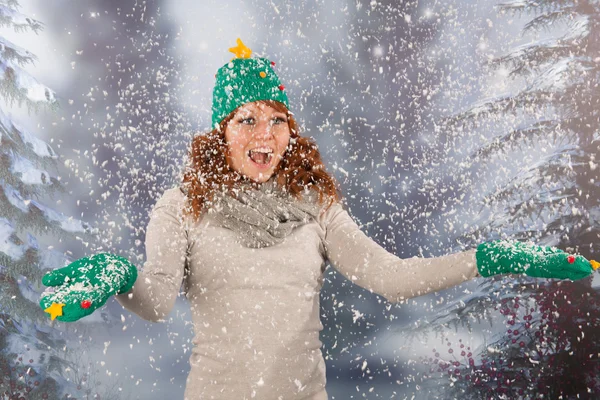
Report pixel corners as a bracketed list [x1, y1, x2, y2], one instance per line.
[44, 302, 65, 321]
[229, 38, 252, 59]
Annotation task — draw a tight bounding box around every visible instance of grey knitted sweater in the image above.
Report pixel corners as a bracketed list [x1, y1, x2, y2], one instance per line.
[115, 187, 479, 400]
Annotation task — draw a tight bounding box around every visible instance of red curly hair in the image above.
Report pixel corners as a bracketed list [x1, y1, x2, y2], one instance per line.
[181, 100, 342, 222]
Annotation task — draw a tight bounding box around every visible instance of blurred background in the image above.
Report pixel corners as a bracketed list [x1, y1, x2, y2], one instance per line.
[1, 0, 598, 398]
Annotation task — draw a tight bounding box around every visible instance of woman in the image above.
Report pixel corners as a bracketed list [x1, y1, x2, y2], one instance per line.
[40, 39, 598, 400]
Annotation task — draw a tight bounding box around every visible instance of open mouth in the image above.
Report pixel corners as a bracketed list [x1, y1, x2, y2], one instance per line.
[247, 147, 274, 166]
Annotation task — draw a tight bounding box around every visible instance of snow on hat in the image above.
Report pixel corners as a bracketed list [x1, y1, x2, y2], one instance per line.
[211, 38, 289, 130]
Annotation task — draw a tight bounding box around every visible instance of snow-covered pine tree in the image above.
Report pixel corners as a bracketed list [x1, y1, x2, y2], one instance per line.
[449, 0, 599, 254]
[0, 1, 108, 399]
[408, 1, 600, 398]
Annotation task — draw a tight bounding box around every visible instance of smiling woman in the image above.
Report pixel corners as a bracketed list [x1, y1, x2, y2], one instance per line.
[39, 38, 598, 400]
[225, 102, 291, 181]
[225, 102, 290, 179]
[181, 96, 341, 222]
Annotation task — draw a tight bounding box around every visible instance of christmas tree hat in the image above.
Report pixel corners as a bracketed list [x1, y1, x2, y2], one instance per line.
[211, 38, 289, 130]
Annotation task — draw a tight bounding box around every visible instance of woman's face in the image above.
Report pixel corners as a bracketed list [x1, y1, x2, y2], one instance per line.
[224, 101, 291, 183]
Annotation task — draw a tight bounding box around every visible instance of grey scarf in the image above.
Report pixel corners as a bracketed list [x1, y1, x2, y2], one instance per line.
[205, 178, 322, 248]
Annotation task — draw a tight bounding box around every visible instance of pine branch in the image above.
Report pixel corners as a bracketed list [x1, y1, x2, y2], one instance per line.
[0, 247, 42, 282]
[0, 311, 20, 334]
[496, 0, 576, 14]
[0, 4, 43, 34]
[523, 56, 592, 95]
[0, 58, 58, 113]
[0, 150, 63, 197]
[507, 186, 581, 225]
[482, 159, 577, 209]
[490, 15, 590, 78]
[401, 277, 543, 336]
[0, 187, 94, 246]
[1, 119, 59, 172]
[491, 40, 576, 78]
[0, 1, 20, 9]
[28, 199, 93, 237]
[544, 213, 596, 238]
[445, 59, 591, 128]
[469, 120, 566, 161]
[10, 120, 58, 161]
[464, 155, 582, 239]
[0, 36, 38, 68]
[442, 93, 539, 129]
[561, 14, 591, 42]
[475, 192, 581, 246]
[522, 6, 579, 34]
[0, 276, 47, 325]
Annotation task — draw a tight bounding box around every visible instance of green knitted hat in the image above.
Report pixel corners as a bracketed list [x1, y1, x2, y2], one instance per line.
[211, 38, 290, 130]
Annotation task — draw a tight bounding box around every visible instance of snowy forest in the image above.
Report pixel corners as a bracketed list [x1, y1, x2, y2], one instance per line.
[0, 0, 598, 399]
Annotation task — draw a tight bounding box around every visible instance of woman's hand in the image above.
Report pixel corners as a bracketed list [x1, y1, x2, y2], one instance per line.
[476, 240, 599, 280]
[39, 253, 138, 322]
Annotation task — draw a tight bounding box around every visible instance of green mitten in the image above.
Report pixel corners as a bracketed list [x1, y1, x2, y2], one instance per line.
[476, 240, 599, 281]
[39, 253, 138, 322]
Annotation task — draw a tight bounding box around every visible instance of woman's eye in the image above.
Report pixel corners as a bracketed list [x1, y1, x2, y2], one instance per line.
[272, 117, 287, 125]
[240, 117, 254, 124]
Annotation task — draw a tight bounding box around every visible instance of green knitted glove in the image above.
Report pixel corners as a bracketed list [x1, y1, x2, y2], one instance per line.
[39, 253, 138, 322]
[476, 240, 599, 281]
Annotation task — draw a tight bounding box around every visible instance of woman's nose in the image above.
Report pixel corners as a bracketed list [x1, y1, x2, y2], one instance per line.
[252, 120, 274, 138]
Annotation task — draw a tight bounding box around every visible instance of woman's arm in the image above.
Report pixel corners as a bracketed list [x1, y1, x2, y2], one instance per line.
[114, 187, 189, 322]
[319, 202, 479, 303]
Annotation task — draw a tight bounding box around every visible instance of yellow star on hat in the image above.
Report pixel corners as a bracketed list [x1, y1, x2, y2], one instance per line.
[229, 38, 252, 59]
[44, 302, 65, 321]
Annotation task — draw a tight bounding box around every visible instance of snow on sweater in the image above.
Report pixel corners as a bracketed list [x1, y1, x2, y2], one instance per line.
[115, 187, 479, 400]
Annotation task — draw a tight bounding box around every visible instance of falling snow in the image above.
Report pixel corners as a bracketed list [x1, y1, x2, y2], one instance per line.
[0, 0, 598, 399]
